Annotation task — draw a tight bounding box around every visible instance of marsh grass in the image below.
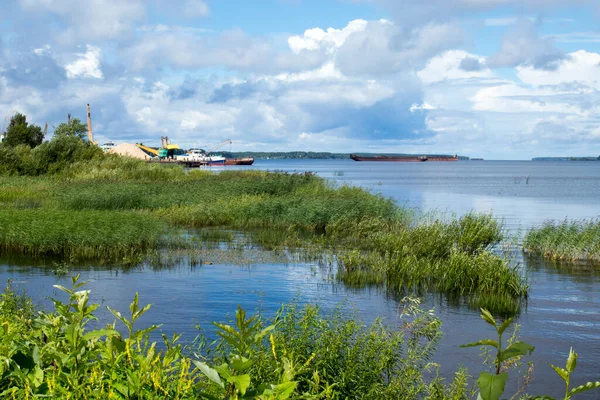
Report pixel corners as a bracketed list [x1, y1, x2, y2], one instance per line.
[0, 156, 527, 314]
[524, 219, 600, 263]
[0, 209, 166, 262]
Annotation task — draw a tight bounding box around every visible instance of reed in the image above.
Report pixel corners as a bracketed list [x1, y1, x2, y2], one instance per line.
[524, 219, 600, 262]
[0, 209, 166, 262]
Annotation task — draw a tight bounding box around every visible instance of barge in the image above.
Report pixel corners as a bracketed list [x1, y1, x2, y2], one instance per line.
[350, 154, 458, 162]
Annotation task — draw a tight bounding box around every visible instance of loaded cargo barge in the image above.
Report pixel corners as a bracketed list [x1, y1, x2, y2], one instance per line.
[350, 154, 458, 162]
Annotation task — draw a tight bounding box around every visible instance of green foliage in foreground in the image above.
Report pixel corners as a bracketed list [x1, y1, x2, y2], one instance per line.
[524, 219, 600, 262]
[462, 309, 600, 400]
[2, 278, 598, 399]
[0, 277, 472, 399]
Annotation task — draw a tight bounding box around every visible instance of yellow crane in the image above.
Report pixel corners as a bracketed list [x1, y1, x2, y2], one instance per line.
[136, 143, 160, 156]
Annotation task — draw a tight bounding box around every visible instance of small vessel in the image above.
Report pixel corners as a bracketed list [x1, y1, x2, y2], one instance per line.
[350, 154, 458, 162]
[208, 154, 226, 165]
[177, 149, 226, 166]
[225, 158, 255, 166]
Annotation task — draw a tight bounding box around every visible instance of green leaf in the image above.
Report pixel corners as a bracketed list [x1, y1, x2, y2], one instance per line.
[550, 365, 569, 382]
[566, 347, 577, 373]
[569, 381, 600, 396]
[273, 381, 297, 399]
[499, 342, 535, 362]
[198, 393, 221, 400]
[229, 374, 251, 396]
[52, 285, 71, 294]
[497, 317, 514, 336]
[83, 329, 119, 342]
[477, 371, 508, 400]
[480, 309, 497, 328]
[530, 396, 556, 400]
[214, 363, 232, 380]
[461, 339, 499, 350]
[193, 360, 224, 388]
[230, 355, 253, 372]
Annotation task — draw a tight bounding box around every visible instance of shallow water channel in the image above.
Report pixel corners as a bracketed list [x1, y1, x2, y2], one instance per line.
[2, 159, 600, 397]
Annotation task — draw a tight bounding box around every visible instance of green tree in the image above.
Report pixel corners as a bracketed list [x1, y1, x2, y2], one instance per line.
[3, 113, 44, 148]
[53, 118, 88, 140]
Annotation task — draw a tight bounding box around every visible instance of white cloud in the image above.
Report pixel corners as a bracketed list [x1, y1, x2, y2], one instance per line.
[486, 20, 566, 69]
[19, 0, 145, 42]
[517, 50, 600, 88]
[418, 50, 492, 85]
[288, 19, 370, 54]
[65, 45, 103, 79]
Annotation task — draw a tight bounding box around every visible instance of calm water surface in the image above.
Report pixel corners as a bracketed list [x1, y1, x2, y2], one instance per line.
[2, 160, 599, 397]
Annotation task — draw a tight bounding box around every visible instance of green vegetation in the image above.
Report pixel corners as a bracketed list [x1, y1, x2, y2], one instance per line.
[0, 276, 472, 399]
[2, 278, 598, 399]
[462, 309, 600, 400]
[524, 219, 600, 262]
[52, 118, 88, 140]
[2, 113, 44, 148]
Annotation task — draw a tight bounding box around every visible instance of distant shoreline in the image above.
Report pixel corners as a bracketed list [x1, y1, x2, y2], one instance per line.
[532, 156, 600, 161]
[222, 151, 468, 160]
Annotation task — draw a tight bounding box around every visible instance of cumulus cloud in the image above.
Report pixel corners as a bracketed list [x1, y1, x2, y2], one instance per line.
[123, 27, 326, 73]
[65, 45, 103, 79]
[517, 50, 600, 88]
[418, 50, 492, 85]
[487, 20, 567, 70]
[1, 47, 67, 89]
[18, 0, 145, 42]
[288, 19, 369, 54]
[2, 0, 600, 157]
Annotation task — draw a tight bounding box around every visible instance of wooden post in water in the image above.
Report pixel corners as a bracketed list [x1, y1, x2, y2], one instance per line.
[86, 104, 94, 143]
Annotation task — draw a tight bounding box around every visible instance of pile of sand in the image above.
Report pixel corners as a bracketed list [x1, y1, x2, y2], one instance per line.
[108, 143, 153, 160]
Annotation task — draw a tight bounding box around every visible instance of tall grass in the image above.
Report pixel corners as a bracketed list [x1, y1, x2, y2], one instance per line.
[524, 219, 600, 262]
[0, 209, 166, 262]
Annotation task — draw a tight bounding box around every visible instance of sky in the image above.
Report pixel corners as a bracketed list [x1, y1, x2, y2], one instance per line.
[1, 0, 600, 159]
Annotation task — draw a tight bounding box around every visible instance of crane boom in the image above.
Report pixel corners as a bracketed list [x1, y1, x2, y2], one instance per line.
[208, 139, 232, 153]
[136, 143, 159, 156]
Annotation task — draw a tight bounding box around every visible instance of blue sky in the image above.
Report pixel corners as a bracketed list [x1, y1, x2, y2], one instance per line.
[1, 0, 600, 159]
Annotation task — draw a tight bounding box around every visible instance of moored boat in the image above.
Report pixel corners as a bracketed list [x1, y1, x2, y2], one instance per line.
[224, 157, 255, 166]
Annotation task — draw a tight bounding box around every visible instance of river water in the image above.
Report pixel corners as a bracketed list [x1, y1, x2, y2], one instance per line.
[2, 160, 599, 397]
